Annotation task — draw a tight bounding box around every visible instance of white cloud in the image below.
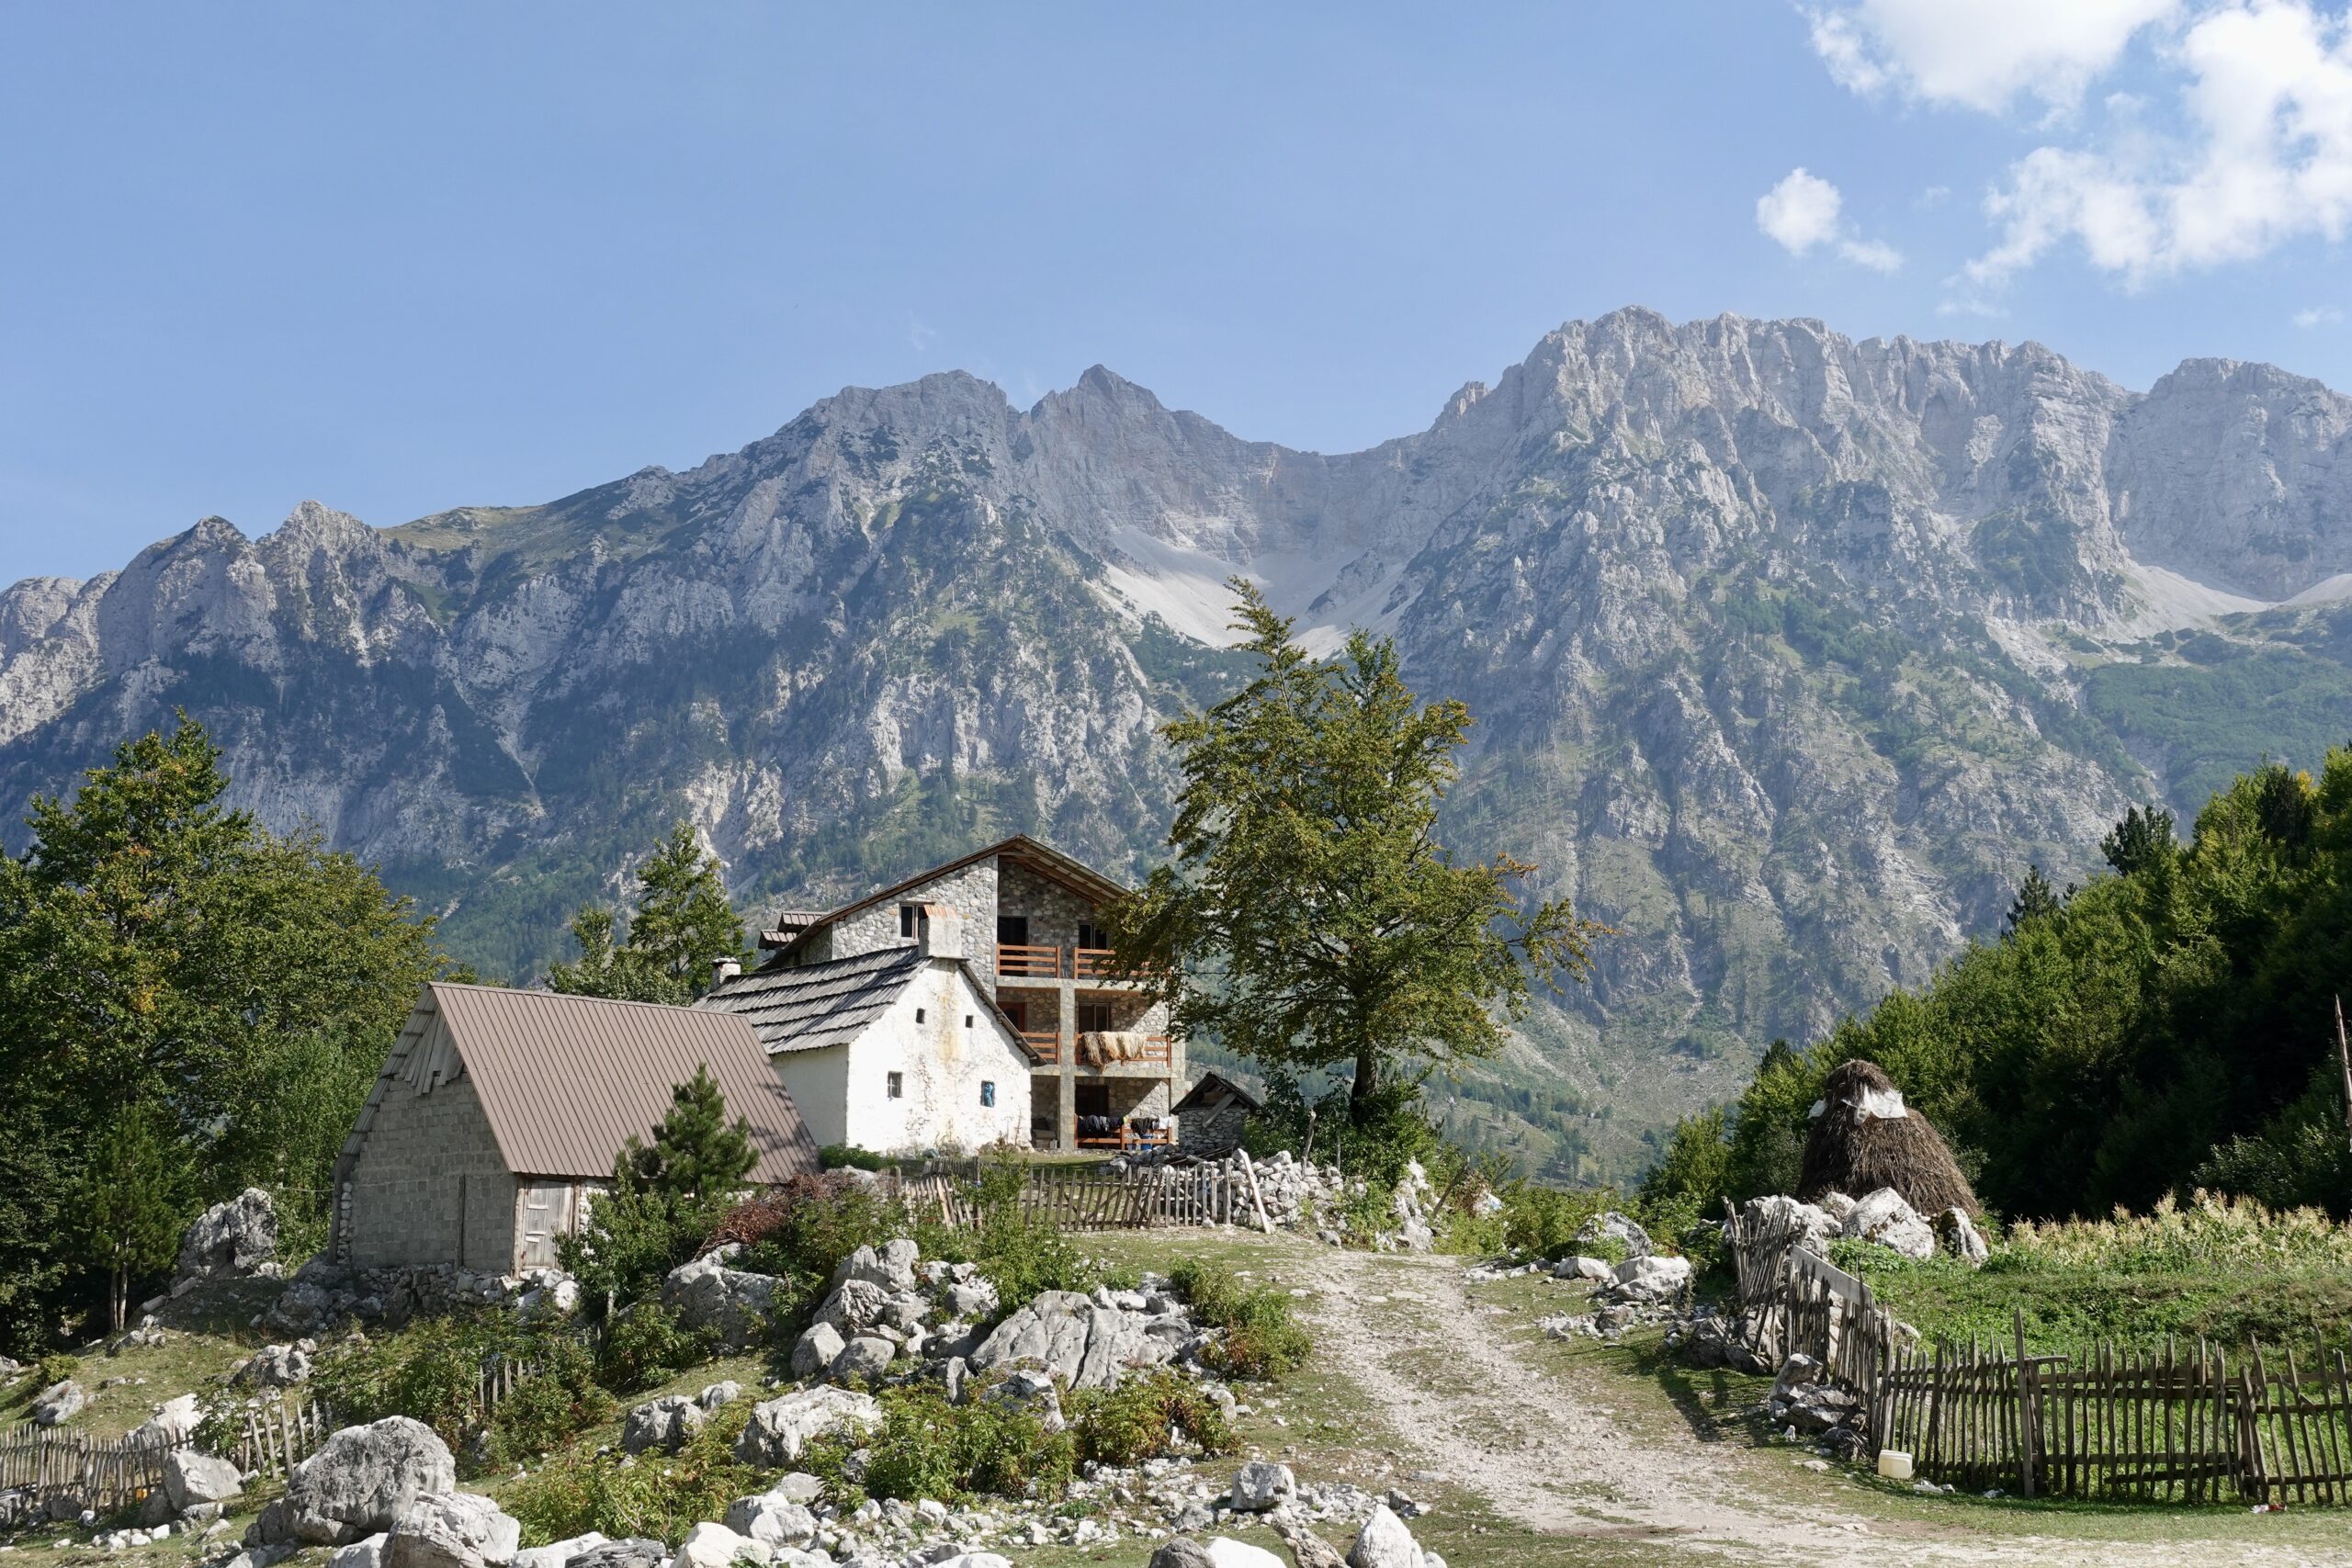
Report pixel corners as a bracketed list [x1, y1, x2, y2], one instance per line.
[2296, 303, 2346, 324]
[1757, 168, 1905, 270]
[1964, 2, 2352, 288]
[1807, 0, 2179, 112]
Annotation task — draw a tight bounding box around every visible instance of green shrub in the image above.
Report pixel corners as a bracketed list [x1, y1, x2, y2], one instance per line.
[1167, 1259, 1311, 1381]
[483, 1337, 614, 1467]
[817, 1384, 1073, 1504]
[819, 1145, 893, 1172]
[507, 1403, 760, 1547]
[1069, 1371, 1234, 1468]
[594, 1302, 717, 1393]
[32, 1352, 81, 1388]
[311, 1316, 498, 1447]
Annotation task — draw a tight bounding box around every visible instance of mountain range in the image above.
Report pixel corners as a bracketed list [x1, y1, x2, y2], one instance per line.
[7, 307, 2351, 1178]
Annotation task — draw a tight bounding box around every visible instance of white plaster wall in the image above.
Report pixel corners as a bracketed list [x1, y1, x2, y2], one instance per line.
[842, 963, 1032, 1154]
[774, 1043, 853, 1151]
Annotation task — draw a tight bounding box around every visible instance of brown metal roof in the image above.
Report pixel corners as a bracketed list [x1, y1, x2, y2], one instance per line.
[423, 982, 820, 1182]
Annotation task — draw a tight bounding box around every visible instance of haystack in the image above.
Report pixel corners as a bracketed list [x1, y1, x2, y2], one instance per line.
[1797, 1058, 1979, 1217]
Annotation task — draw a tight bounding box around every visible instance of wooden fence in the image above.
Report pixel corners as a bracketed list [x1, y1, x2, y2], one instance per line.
[885, 1158, 1265, 1234]
[1872, 1322, 2352, 1504]
[232, 1339, 565, 1481]
[1725, 1201, 2352, 1505]
[0, 1424, 174, 1514]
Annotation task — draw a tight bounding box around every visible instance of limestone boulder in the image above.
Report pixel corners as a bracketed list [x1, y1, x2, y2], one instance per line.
[621, 1394, 706, 1456]
[733, 1386, 883, 1468]
[177, 1190, 278, 1280]
[660, 1248, 781, 1351]
[276, 1416, 457, 1546]
[725, 1486, 818, 1547]
[164, 1450, 244, 1513]
[1934, 1207, 1990, 1267]
[1842, 1188, 1936, 1261]
[511, 1533, 605, 1568]
[1348, 1505, 1426, 1568]
[1228, 1459, 1295, 1512]
[31, 1380, 85, 1426]
[383, 1493, 521, 1568]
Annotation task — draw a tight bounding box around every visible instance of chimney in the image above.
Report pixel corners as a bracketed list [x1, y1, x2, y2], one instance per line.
[916, 904, 965, 961]
[711, 957, 741, 987]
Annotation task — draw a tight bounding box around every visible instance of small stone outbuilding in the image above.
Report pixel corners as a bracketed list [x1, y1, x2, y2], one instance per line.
[1172, 1070, 1261, 1156]
[333, 983, 820, 1273]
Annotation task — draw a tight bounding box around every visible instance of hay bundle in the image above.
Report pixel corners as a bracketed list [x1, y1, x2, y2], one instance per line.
[1797, 1058, 1979, 1216]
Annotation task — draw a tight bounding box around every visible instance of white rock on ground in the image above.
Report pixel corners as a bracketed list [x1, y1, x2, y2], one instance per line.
[164, 1449, 244, 1511]
[134, 1392, 205, 1446]
[1228, 1459, 1295, 1512]
[1610, 1254, 1692, 1303]
[1206, 1540, 1287, 1568]
[328, 1534, 390, 1568]
[31, 1380, 85, 1425]
[1842, 1188, 1936, 1261]
[732, 1386, 883, 1467]
[1348, 1504, 1426, 1568]
[1737, 1194, 1838, 1258]
[724, 1487, 818, 1547]
[277, 1416, 458, 1545]
[384, 1493, 521, 1568]
[669, 1522, 763, 1568]
[1934, 1207, 1989, 1266]
[510, 1533, 605, 1568]
[621, 1393, 706, 1455]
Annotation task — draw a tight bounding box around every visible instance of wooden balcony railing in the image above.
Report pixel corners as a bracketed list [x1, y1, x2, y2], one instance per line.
[1022, 1032, 1171, 1067]
[995, 943, 1152, 984]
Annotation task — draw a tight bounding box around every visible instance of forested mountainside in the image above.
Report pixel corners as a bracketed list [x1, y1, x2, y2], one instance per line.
[5, 307, 2350, 1179]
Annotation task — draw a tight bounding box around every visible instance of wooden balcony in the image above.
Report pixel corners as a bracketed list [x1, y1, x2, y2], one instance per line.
[996, 943, 1148, 985]
[1022, 1032, 1172, 1067]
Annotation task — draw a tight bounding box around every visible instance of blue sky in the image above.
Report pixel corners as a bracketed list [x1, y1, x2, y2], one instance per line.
[5, 2, 2350, 582]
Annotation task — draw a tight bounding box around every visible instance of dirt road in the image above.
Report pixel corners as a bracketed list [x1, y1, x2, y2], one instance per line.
[1291, 1247, 2335, 1567]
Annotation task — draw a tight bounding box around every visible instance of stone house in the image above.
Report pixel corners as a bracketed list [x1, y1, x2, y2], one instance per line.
[332, 983, 820, 1273]
[693, 906, 1037, 1154]
[729, 834, 1188, 1152]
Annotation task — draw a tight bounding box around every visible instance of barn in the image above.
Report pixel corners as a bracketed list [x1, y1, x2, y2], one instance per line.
[331, 983, 820, 1274]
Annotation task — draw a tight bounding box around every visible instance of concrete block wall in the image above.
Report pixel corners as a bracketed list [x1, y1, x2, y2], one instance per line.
[345, 1071, 517, 1272]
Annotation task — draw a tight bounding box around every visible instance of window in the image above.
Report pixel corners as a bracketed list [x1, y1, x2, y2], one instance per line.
[964, 1014, 974, 1028]
[914, 1007, 925, 1024]
[1080, 1001, 1114, 1033]
[899, 904, 921, 939]
[886, 1072, 903, 1100]
[1079, 920, 1103, 950]
[1003, 1000, 1028, 1030]
[996, 914, 1029, 946]
[980, 1080, 997, 1108]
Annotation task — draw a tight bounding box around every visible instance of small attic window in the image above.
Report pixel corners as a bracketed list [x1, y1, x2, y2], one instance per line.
[980, 1080, 997, 1108]
[915, 1007, 926, 1024]
[887, 1071, 904, 1100]
[899, 904, 921, 938]
[965, 1013, 975, 1028]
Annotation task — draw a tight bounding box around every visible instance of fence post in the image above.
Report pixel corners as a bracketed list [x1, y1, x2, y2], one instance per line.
[2013, 1303, 2038, 1498]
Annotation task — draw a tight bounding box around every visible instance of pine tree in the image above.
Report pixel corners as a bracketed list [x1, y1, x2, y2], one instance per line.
[563, 1066, 756, 1308]
[549, 824, 747, 1002]
[2005, 863, 2065, 933]
[620, 1065, 757, 1204]
[2100, 805, 2177, 877]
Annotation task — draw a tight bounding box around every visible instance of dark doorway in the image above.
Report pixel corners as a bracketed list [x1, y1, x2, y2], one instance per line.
[997, 914, 1030, 946]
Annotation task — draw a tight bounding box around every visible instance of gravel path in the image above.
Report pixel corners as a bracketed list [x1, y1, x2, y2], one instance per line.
[1291, 1246, 2331, 1567]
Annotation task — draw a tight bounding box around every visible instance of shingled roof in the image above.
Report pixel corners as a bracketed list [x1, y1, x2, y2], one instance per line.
[695, 947, 1042, 1062]
[382, 983, 820, 1182]
[759, 834, 1127, 957]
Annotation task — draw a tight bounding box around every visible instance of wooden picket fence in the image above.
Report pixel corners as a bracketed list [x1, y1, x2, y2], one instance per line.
[1873, 1324, 2352, 1504]
[232, 1339, 567, 1481]
[0, 1423, 174, 1513]
[1724, 1201, 2352, 1505]
[885, 1158, 1264, 1234]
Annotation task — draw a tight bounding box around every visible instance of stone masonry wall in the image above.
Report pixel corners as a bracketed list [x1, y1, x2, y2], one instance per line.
[827, 858, 1001, 994]
[345, 1070, 517, 1272]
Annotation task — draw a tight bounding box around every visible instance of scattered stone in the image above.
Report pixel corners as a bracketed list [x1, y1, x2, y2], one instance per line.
[1574, 1211, 1653, 1260]
[237, 1343, 316, 1388]
[669, 1521, 759, 1568]
[1934, 1207, 1989, 1267]
[1347, 1504, 1426, 1568]
[661, 1247, 782, 1351]
[734, 1386, 883, 1467]
[1609, 1254, 1691, 1303]
[621, 1394, 706, 1456]
[30, 1381, 85, 1426]
[1270, 1515, 1348, 1568]
[790, 1323, 846, 1380]
[177, 1189, 278, 1280]
[1204, 1540, 1286, 1568]
[726, 1486, 819, 1547]
[1842, 1188, 1935, 1261]
[269, 1416, 458, 1546]
[567, 1540, 667, 1568]
[164, 1449, 243, 1512]
[511, 1533, 605, 1568]
[1228, 1459, 1295, 1512]
[695, 1381, 742, 1412]
[384, 1493, 521, 1568]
